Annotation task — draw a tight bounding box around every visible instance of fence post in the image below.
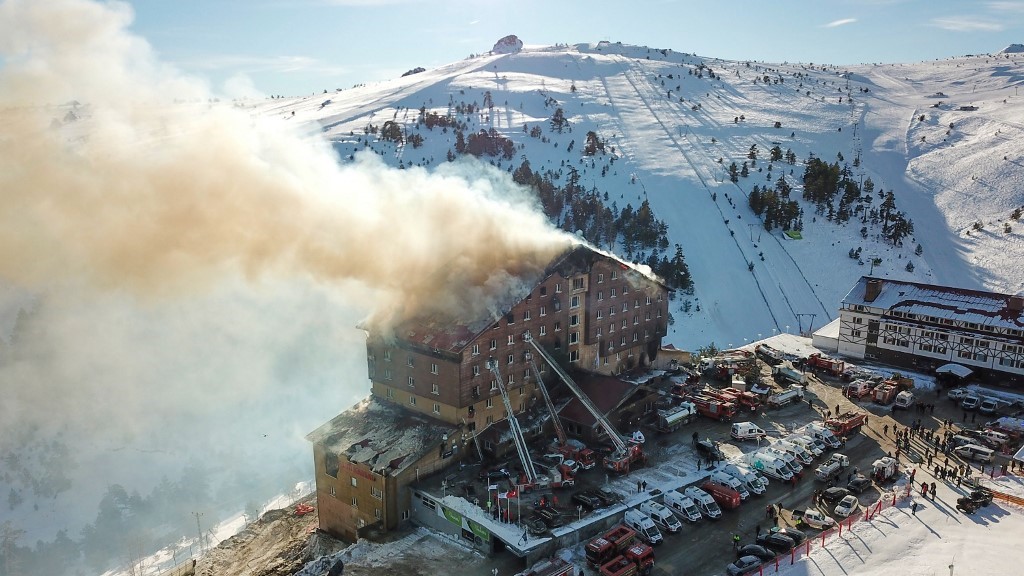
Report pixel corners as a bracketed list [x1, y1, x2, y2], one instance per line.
[791, 548, 795, 565]
[838, 522, 842, 537]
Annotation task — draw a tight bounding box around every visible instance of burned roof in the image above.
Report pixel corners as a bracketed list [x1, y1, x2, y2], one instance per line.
[843, 276, 1024, 330]
[392, 242, 668, 354]
[306, 396, 457, 476]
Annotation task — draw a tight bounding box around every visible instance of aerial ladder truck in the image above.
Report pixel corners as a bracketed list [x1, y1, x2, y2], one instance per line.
[523, 335, 645, 474]
[525, 349, 597, 470]
[486, 359, 542, 490]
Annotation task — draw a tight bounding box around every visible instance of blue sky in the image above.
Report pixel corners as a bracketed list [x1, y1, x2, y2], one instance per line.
[126, 0, 1024, 96]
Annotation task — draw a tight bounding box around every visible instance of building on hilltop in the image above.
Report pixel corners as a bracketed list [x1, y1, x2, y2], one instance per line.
[308, 243, 672, 542]
[837, 276, 1024, 384]
[365, 243, 670, 432]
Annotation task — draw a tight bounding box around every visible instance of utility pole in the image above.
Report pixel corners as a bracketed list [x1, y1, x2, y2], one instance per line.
[193, 512, 204, 555]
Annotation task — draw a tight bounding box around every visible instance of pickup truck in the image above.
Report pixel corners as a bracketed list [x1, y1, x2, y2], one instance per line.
[790, 508, 836, 530]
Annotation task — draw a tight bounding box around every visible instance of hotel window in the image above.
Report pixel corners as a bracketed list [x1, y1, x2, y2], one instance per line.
[645, 311, 651, 321]
[646, 296, 652, 305]
[597, 328, 603, 338]
[375, 508, 382, 520]
[598, 291, 604, 301]
[408, 376, 415, 387]
[524, 310, 531, 321]
[609, 306, 615, 316]
[431, 383, 439, 395]
[472, 344, 480, 356]
[540, 306, 547, 317]
[384, 368, 392, 380]
[386, 387, 394, 398]
[634, 299, 640, 308]
[407, 356, 414, 367]
[351, 496, 358, 508]
[486, 397, 494, 409]
[330, 486, 336, 496]
[597, 310, 604, 320]
[473, 365, 480, 377]
[633, 315, 639, 325]
[633, 332, 639, 342]
[351, 477, 358, 487]
[621, 319, 627, 329]
[433, 403, 440, 414]
[598, 273, 604, 283]
[490, 339, 497, 350]
[506, 312, 514, 324]
[555, 322, 562, 332]
[555, 283, 562, 293]
[611, 270, 618, 280]
[851, 330, 862, 338]
[508, 353, 514, 365]
[540, 286, 547, 296]
[569, 332, 579, 345]
[539, 325, 547, 336]
[507, 373, 515, 385]
[409, 396, 416, 406]
[570, 314, 580, 327]
[620, 336, 626, 346]
[573, 277, 585, 290]
[569, 350, 580, 362]
[571, 295, 580, 308]
[490, 379, 498, 391]
[430, 363, 438, 375]
[622, 302, 628, 312]
[383, 349, 391, 361]
[610, 288, 617, 298]
[508, 334, 515, 345]
[622, 285, 629, 294]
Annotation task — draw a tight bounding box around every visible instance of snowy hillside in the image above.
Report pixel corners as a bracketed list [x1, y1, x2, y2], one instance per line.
[249, 42, 1024, 350]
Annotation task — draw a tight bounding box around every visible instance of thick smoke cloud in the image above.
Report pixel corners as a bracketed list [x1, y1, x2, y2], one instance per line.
[0, 0, 572, 551]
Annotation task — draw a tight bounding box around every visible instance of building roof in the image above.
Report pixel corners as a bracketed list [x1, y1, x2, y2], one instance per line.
[558, 372, 636, 427]
[306, 396, 457, 476]
[392, 242, 667, 355]
[842, 276, 1024, 330]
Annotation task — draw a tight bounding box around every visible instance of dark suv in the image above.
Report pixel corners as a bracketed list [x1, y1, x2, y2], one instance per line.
[696, 439, 726, 462]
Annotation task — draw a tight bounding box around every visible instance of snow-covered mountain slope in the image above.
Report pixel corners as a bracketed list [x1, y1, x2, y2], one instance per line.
[247, 42, 1024, 350]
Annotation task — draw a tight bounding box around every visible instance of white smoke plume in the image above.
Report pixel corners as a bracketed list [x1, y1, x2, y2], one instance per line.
[0, 0, 573, 553]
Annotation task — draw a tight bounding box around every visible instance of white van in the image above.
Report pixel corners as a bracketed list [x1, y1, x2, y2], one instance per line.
[624, 509, 663, 545]
[787, 435, 824, 458]
[639, 500, 682, 534]
[721, 462, 768, 494]
[981, 429, 1009, 447]
[747, 450, 794, 481]
[803, 423, 842, 449]
[954, 444, 995, 463]
[710, 470, 751, 500]
[771, 441, 814, 466]
[731, 421, 767, 441]
[763, 447, 804, 476]
[893, 391, 915, 411]
[683, 486, 722, 519]
[663, 490, 702, 522]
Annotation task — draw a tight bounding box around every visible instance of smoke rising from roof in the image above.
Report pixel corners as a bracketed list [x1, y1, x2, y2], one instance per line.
[0, 0, 572, 553]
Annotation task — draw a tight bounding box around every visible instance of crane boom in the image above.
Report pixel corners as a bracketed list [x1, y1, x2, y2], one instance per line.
[523, 336, 627, 453]
[525, 349, 568, 445]
[487, 359, 538, 482]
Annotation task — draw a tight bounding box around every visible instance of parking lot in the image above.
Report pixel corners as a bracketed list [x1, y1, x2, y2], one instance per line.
[560, 371, 986, 576]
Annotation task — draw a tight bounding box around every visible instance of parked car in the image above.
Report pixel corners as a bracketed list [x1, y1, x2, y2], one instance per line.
[726, 555, 763, 576]
[961, 395, 981, 410]
[847, 474, 872, 494]
[820, 486, 853, 506]
[592, 487, 622, 506]
[479, 467, 512, 482]
[756, 532, 795, 553]
[696, 438, 727, 462]
[947, 387, 970, 401]
[834, 494, 860, 517]
[769, 526, 806, 545]
[571, 490, 603, 509]
[736, 544, 777, 562]
[523, 517, 548, 536]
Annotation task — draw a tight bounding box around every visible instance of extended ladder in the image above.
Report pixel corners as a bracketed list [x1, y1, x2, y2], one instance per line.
[487, 359, 538, 483]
